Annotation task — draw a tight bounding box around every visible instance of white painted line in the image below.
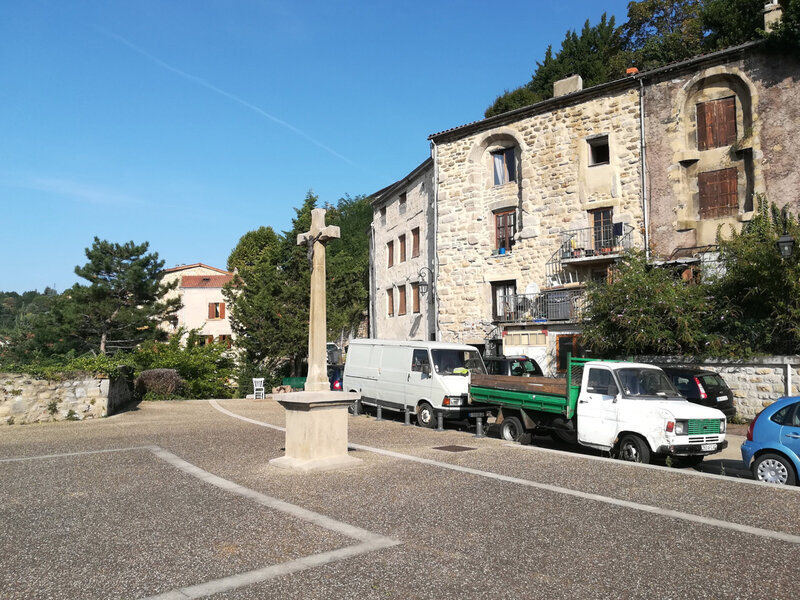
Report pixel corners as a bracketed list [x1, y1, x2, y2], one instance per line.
[209, 399, 285, 432]
[0, 446, 157, 463]
[210, 400, 800, 546]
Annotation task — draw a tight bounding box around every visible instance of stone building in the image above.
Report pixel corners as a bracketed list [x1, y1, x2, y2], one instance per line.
[162, 263, 234, 346]
[370, 10, 799, 375]
[369, 159, 436, 341]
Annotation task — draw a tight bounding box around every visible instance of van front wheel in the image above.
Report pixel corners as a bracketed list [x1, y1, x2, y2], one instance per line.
[416, 402, 436, 428]
[617, 434, 651, 464]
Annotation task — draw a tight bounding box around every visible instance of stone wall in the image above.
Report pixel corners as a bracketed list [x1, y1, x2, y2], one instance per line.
[0, 373, 115, 425]
[644, 356, 800, 419]
[434, 87, 644, 344]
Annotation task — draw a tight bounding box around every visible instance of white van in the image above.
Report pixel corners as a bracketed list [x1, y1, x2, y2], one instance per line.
[343, 339, 489, 428]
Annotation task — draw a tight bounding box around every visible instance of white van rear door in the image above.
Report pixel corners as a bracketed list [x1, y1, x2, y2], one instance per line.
[405, 348, 433, 409]
[380, 345, 410, 408]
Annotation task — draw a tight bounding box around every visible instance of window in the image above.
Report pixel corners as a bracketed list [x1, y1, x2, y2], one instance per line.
[590, 208, 613, 251]
[491, 148, 516, 185]
[699, 168, 738, 218]
[587, 368, 614, 395]
[411, 227, 420, 258]
[491, 280, 516, 321]
[208, 302, 225, 319]
[697, 97, 736, 150]
[411, 349, 430, 373]
[380, 206, 387, 225]
[556, 335, 582, 373]
[411, 283, 420, 313]
[386, 288, 394, 317]
[495, 209, 516, 252]
[398, 285, 407, 315]
[399, 234, 406, 262]
[588, 135, 610, 166]
[399, 192, 407, 215]
[387, 240, 394, 267]
[218, 334, 232, 349]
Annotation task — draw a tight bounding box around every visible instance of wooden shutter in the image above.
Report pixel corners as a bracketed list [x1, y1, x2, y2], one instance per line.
[697, 97, 736, 150]
[412, 283, 420, 313]
[399, 235, 406, 262]
[399, 286, 406, 315]
[387, 288, 394, 316]
[412, 228, 420, 257]
[219, 302, 225, 319]
[698, 168, 738, 218]
[208, 303, 215, 319]
[387, 241, 394, 267]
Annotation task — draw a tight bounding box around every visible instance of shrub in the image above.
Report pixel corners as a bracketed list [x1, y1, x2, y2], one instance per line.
[135, 369, 185, 400]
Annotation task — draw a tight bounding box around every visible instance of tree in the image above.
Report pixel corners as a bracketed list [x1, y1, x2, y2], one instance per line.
[701, 0, 765, 50]
[581, 251, 722, 357]
[623, 0, 704, 70]
[767, 0, 800, 49]
[71, 237, 179, 355]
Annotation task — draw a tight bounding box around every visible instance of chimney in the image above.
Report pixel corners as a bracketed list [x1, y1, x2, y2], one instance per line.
[764, 0, 782, 33]
[553, 74, 583, 98]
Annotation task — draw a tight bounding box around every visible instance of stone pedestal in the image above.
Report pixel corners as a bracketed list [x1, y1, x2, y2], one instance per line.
[269, 391, 363, 472]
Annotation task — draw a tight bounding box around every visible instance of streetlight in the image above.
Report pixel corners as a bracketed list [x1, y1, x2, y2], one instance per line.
[777, 206, 795, 259]
[418, 266, 434, 296]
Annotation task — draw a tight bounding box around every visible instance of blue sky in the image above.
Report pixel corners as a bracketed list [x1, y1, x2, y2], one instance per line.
[1, 0, 631, 292]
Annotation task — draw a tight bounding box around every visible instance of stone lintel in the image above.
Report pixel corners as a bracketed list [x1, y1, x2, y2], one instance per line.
[274, 391, 358, 411]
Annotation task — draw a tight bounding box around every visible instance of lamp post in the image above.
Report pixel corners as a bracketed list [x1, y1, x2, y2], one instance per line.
[418, 266, 434, 296]
[777, 206, 795, 259]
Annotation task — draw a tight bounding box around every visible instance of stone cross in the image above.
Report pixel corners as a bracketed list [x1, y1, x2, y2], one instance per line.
[297, 208, 340, 392]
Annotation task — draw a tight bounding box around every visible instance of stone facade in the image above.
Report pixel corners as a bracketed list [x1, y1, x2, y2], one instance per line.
[645, 47, 800, 257]
[0, 373, 110, 425]
[370, 159, 436, 341]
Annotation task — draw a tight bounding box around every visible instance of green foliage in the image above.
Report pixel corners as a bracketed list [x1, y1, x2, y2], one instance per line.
[582, 250, 722, 357]
[710, 198, 800, 354]
[767, 0, 800, 48]
[47, 400, 59, 415]
[701, 0, 765, 49]
[623, 0, 704, 70]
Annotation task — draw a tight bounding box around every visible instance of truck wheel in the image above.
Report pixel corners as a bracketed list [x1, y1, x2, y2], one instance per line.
[416, 402, 436, 429]
[753, 453, 797, 485]
[500, 416, 524, 442]
[617, 434, 651, 464]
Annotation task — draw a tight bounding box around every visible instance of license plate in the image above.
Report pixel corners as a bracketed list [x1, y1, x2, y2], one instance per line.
[701, 443, 717, 451]
[716, 395, 728, 402]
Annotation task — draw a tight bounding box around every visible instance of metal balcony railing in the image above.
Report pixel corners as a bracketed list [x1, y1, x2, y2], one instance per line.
[546, 223, 634, 287]
[494, 289, 586, 323]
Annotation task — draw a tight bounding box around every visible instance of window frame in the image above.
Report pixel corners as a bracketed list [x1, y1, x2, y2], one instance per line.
[398, 234, 406, 263]
[399, 192, 407, 215]
[494, 209, 516, 252]
[587, 135, 610, 166]
[386, 288, 394, 317]
[491, 280, 516, 321]
[411, 227, 420, 258]
[411, 282, 420, 313]
[697, 96, 737, 151]
[398, 285, 407, 316]
[698, 167, 738, 218]
[491, 148, 517, 186]
[387, 240, 394, 268]
[556, 335, 581, 374]
[208, 302, 225, 320]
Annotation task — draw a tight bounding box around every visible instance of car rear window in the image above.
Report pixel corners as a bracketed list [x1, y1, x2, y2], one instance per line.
[698, 374, 725, 388]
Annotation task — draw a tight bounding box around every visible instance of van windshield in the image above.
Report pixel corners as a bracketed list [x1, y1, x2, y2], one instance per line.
[431, 350, 486, 376]
[617, 368, 679, 398]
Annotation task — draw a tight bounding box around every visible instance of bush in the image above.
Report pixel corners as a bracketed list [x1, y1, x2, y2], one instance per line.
[135, 369, 185, 400]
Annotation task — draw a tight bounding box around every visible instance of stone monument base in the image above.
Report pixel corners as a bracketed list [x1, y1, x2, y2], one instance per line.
[269, 390, 362, 473]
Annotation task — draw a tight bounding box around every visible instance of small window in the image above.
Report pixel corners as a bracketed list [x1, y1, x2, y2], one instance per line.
[587, 368, 613, 395]
[699, 168, 738, 218]
[770, 403, 800, 426]
[411, 349, 430, 372]
[208, 302, 225, 319]
[491, 148, 516, 185]
[218, 334, 232, 349]
[387, 240, 394, 267]
[697, 97, 736, 150]
[588, 136, 610, 166]
[491, 280, 516, 321]
[556, 335, 582, 373]
[398, 285, 407, 316]
[411, 227, 420, 258]
[399, 192, 407, 215]
[399, 234, 406, 262]
[380, 206, 387, 226]
[412, 283, 420, 313]
[386, 288, 394, 317]
[495, 209, 516, 252]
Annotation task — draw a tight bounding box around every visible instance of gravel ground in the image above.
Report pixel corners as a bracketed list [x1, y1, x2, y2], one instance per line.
[1, 397, 797, 600]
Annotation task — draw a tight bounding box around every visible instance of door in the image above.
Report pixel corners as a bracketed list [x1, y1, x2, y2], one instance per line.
[405, 348, 433, 408]
[590, 208, 613, 253]
[577, 366, 619, 448]
[781, 402, 800, 459]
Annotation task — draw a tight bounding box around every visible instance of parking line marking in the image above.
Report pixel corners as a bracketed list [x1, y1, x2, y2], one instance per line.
[210, 400, 800, 546]
[0, 446, 156, 463]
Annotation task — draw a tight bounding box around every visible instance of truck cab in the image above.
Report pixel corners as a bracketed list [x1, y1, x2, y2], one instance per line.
[577, 361, 728, 464]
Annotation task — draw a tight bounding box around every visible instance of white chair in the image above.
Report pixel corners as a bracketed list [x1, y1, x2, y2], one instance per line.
[252, 378, 265, 399]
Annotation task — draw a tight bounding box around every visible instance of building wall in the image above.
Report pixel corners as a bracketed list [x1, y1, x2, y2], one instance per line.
[372, 164, 435, 340]
[162, 265, 233, 341]
[646, 49, 800, 256]
[433, 87, 644, 345]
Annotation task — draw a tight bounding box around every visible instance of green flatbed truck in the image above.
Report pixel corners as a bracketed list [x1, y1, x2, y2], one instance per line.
[470, 357, 728, 465]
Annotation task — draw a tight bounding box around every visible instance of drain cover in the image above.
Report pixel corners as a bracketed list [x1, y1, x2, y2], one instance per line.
[433, 445, 476, 453]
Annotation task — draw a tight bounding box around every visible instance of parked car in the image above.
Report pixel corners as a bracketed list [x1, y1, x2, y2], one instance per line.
[741, 395, 800, 486]
[661, 367, 736, 418]
[484, 355, 543, 377]
[327, 364, 344, 391]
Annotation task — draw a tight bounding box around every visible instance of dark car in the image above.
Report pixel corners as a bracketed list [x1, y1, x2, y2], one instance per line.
[327, 364, 343, 391]
[484, 355, 543, 377]
[661, 367, 736, 418]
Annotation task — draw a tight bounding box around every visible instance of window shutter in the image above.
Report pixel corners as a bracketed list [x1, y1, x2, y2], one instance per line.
[208, 303, 215, 319]
[719, 97, 736, 146]
[699, 168, 738, 218]
[697, 102, 712, 150]
[219, 302, 225, 319]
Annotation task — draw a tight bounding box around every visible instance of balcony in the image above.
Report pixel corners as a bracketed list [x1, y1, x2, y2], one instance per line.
[495, 289, 586, 324]
[546, 223, 634, 287]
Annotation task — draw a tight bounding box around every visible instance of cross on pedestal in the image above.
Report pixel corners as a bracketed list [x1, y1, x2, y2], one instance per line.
[297, 208, 340, 392]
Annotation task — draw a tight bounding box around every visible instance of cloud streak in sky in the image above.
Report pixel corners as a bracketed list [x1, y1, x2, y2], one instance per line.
[2, 174, 146, 207]
[100, 29, 356, 166]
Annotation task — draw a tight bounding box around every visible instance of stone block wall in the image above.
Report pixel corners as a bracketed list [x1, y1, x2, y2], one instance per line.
[0, 373, 111, 425]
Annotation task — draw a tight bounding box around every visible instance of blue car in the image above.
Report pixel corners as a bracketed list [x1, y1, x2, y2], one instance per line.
[741, 395, 800, 486]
